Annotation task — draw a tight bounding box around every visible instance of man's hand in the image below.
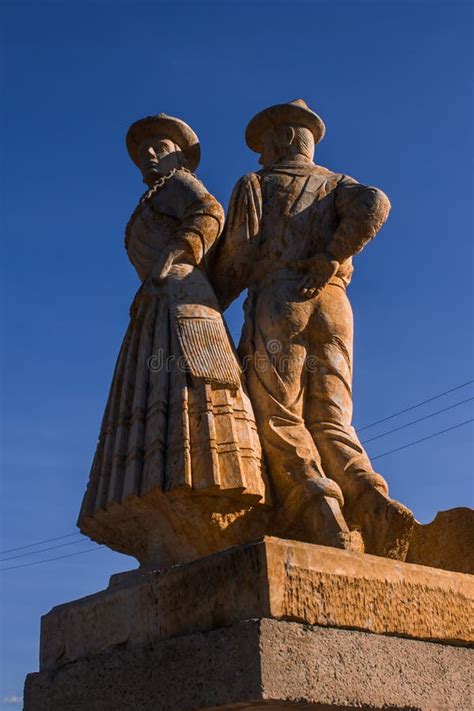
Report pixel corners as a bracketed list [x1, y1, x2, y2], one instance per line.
[295, 252, 339, 299]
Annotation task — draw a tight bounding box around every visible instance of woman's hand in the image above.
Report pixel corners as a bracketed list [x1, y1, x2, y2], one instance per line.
[130, 238, 196, 319]
[295, 252, 339, 299]
[151, 236, 198, 285]
[151, 244, 186, 284]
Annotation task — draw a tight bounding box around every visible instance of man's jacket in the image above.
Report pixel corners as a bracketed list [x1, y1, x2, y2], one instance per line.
[210, 160, 391, 309]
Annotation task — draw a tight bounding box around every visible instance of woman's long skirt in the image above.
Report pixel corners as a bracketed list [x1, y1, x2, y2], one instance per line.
[78, 270, 269, 527]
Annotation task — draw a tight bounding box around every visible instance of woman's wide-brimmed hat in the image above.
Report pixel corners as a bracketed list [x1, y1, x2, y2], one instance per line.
[245, 99, 326, 153]
[126, 113, 201, 172]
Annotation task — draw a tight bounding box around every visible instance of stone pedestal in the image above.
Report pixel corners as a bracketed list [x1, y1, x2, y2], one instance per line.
[24, 537, 473, 710]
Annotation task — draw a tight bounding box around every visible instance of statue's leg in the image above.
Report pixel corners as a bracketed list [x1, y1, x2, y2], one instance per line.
[242, 284, 359, 551]
[305, 284, 414, 560]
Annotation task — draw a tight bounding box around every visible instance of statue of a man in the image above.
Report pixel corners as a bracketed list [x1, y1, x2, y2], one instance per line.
[210, 99, 414, 559]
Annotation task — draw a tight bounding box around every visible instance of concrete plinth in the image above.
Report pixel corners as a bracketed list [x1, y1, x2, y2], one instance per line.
[24, 537, 474, 710]
[24, 619, 473, 710]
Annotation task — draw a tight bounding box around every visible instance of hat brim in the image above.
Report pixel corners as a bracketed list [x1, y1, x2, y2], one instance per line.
[126, 115, 201, 172]
[246, 103, 326, 153]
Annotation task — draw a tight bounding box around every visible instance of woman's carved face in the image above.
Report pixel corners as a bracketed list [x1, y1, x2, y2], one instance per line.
[137, 137, 184, 185]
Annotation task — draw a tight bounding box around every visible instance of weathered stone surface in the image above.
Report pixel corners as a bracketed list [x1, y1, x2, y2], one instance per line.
[77, 103, 421, 569]
[210, 98, 414, 559]
[39, 537, 473, 672]
[78, 112, 271, 568]
[27, 103, 474, 711]
[25, 619, 474, 710]
[407, 507, 474, 574]
[80, 490, 271, 568]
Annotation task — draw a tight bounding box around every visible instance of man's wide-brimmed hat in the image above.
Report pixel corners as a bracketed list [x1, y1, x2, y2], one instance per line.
[245, 99, 326, 153]
[126, 113, 201, 172]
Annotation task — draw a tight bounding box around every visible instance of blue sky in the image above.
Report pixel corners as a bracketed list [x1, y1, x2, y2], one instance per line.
[1, 0, 473, 704]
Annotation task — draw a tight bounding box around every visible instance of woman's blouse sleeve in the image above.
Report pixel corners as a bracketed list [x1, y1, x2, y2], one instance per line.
[171, 173, 225, 265]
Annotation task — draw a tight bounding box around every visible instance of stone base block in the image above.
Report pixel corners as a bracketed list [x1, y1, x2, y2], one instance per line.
[25, 618, 473, 710]
[38, 536, 473, 671]
[407, 507, 474, 574]
[24, 537, 474, 709]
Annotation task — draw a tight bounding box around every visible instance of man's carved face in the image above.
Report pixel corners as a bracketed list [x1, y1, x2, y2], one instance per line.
[137, 137, 183, 185]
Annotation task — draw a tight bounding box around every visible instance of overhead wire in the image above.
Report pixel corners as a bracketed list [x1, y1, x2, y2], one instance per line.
[0, 546, 105, 572]
[361, 396, 474, 444]
[371, 418, 473, 461]
[0, 537, 95, 563]
[2, 380, 472, 570]
[0, 532, 82, 556]
[356, 379, 473, 432]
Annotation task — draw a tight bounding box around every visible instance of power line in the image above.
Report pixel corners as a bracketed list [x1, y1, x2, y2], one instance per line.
[0, 546, 105, 572]
[361, 397, 474, 445]
[356, 380, 473, 432]
[2, 417, 472, 570]
[0, 538, 93, 563]
[371, 418, 474, 461]
[0, 532, 82, 556]
[3, 381, 473, 562]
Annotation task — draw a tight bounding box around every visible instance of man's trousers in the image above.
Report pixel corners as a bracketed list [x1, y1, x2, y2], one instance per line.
[239, 277, 388, 511]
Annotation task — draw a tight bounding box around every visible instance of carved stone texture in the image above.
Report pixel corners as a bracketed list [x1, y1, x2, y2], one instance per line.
[407, 507, 474, 573]
[210, 99, 414, 560]
[38, 537, 473, 672]
[25, 538, 473, 710]
[78, 114, 271, 566]
[24, 621, 473, 710]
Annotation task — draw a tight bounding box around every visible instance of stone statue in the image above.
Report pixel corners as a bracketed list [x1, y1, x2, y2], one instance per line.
[77, 104, 414, 567]
[26, 105, 472, 711]
[210, 99, 414, 559]
[78, 114, 270, 567]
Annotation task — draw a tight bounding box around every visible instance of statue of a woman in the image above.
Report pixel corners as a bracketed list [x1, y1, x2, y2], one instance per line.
[78, 114, 269, 566]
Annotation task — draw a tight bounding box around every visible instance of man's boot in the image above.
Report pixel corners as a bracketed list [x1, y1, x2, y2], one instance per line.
[343, 471, 414, 560]
[280, 476, 363, 552]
